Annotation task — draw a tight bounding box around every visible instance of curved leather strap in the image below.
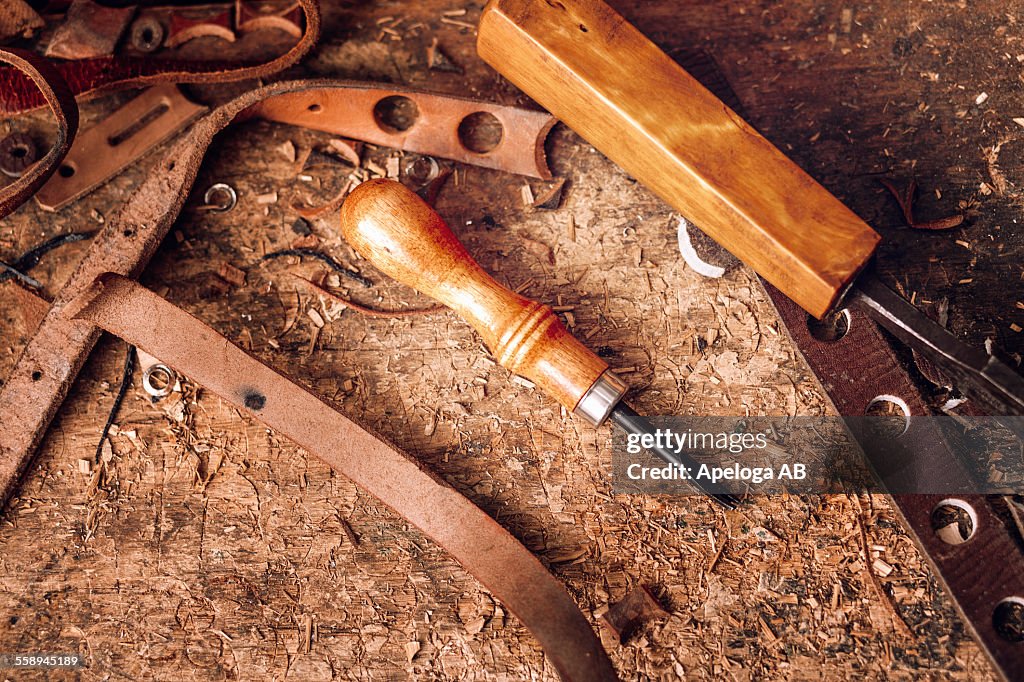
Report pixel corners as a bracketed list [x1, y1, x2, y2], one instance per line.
[68, 273, 617, 682]
[0, 48, 78, 219]
[0, 78, 616, 681]
[0, 0, 321, 116]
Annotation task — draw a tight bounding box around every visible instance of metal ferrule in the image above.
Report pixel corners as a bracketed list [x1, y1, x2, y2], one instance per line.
[573, 370, 628, 426]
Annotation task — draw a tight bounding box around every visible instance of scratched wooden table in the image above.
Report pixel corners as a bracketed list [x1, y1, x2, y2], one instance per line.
[1, 1, 1021, 680]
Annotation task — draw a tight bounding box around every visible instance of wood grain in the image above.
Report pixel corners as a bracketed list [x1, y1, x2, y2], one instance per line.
[478, 0, 882, 318]
[341, 179, 609, 413]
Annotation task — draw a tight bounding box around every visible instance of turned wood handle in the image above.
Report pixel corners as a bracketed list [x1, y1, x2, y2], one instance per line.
[340, 179, 614, 417]
[477, 0, 881, 319]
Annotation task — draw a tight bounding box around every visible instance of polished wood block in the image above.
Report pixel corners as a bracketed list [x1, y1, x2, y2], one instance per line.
[478, 0, 881, 318]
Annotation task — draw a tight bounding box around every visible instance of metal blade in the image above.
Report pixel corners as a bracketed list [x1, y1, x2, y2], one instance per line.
[852, 273, 1024, 416]
[609, 403, 741, 508]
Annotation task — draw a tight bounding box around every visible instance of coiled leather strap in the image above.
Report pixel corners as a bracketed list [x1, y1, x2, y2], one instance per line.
[0, 49, 78, 218]
[0, 0, 321, 116]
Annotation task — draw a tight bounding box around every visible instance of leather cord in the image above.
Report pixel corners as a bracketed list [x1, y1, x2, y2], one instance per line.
[68, 273, 618, 682]
[0, 48, 78, 219]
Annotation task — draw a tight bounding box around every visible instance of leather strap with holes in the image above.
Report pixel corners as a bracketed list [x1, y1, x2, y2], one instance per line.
[762, 281, 1024, 677]
[679, 49, 1024, 677]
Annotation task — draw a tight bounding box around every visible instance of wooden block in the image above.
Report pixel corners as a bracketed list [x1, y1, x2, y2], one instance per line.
[478, 0, 881, 318]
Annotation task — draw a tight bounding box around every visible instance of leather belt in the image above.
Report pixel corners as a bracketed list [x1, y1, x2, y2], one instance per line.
[67, 273, 617, 682]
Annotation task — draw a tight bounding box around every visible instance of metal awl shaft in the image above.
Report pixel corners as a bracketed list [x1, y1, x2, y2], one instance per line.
[609, 403, 741, 509]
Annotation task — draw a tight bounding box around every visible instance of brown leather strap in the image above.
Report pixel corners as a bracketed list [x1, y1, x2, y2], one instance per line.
[762, 281, 1024, 678]
[0, 0, 321, 116]
[66, 273, 617, 682]
[0, 48, 78, 219]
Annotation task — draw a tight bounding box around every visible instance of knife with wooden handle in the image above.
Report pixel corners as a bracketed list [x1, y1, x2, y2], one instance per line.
[476, 0, 1024, 415]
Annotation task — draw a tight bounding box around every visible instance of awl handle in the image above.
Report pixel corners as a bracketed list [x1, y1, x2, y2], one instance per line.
[340, 179, 627, 425]
[477, 0, 880, 319]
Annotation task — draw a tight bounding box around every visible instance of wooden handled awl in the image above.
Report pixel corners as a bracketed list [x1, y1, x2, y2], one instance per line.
[341, 179, 738, 507]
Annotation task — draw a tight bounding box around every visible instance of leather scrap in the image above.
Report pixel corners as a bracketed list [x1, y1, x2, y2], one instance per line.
[879, 177, 965, 231]
[0, 0, 321, 116]
[165, 7, 235, 48]
[34, 84, 208, 211]
[67, 273, 617, 682]
[237, 0, 304, 38]
[0, 0, 44, 43]
[44, 0, 136, 60]
[600, 585, 669, 643]
[0, 49, 78, 220]
[28, 78, 553, 212]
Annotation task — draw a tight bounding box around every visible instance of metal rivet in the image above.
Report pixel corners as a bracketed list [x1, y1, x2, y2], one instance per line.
[142, 364, 176, 399]
[0, 133, 38, 178]
[130, 16, 165, 53]
[203, 183, 237, 213]
[405, 156, 440, 188]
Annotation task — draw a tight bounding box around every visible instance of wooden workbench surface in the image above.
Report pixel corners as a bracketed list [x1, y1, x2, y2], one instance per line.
[1, 1, 1021, 679]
